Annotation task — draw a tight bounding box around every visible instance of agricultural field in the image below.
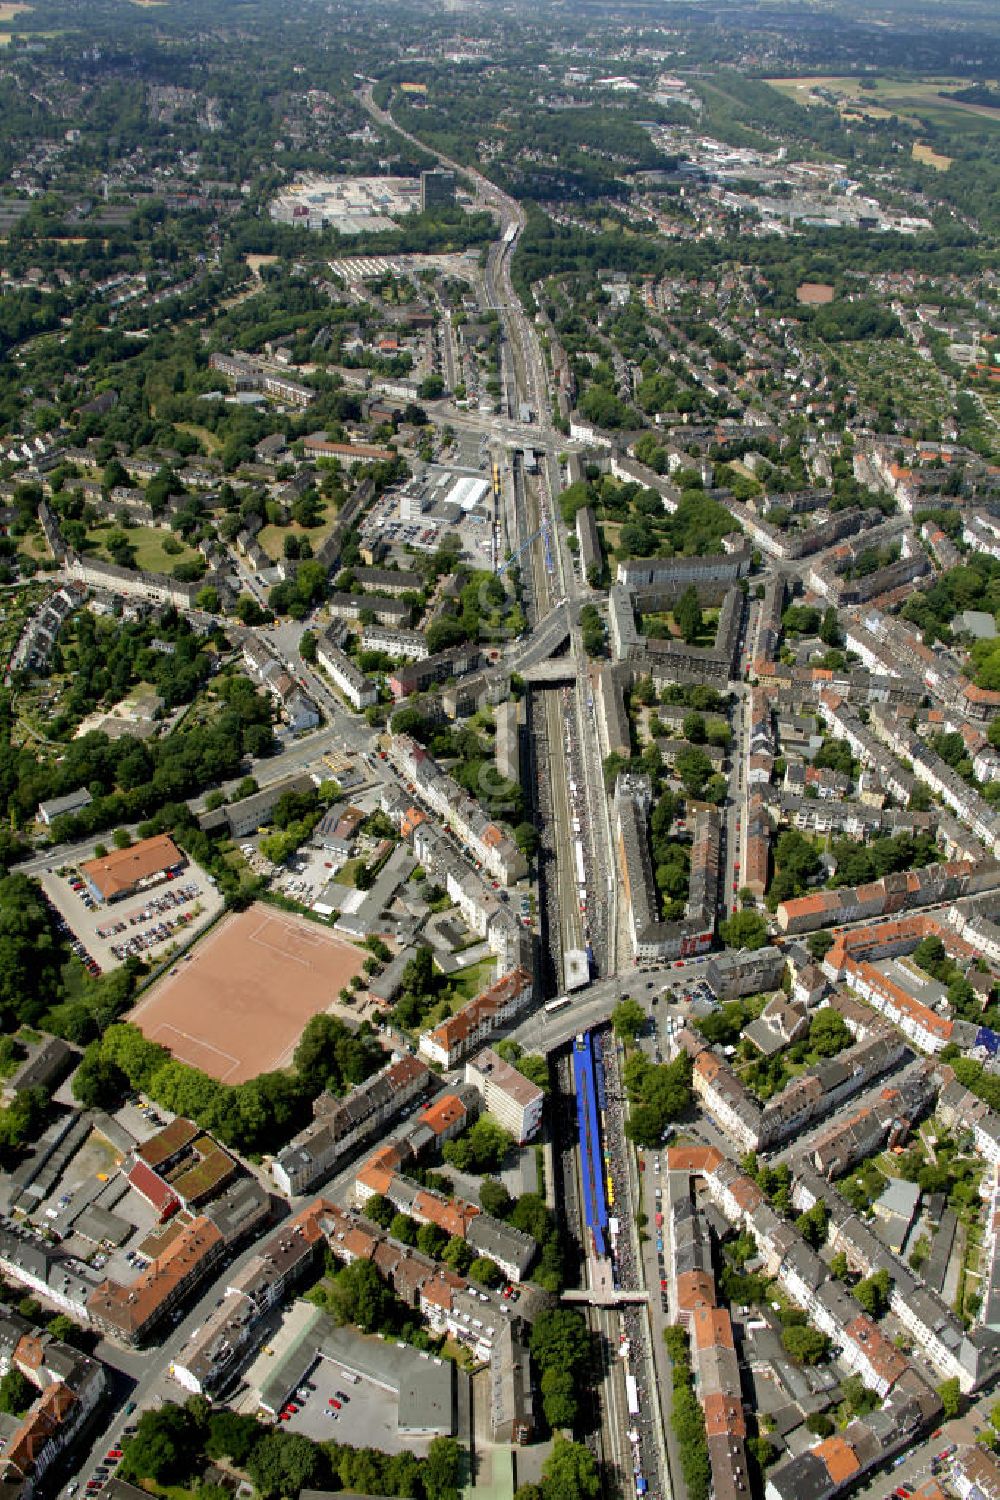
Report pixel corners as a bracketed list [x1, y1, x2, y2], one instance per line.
[912, 141, 953, 171]
[764, 73, 1000, 132]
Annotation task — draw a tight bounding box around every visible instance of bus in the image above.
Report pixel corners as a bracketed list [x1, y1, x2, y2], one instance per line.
[545, 995, 571, 1014]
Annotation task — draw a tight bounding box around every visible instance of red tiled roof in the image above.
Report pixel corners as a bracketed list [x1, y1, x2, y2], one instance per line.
[127, 1159, 180, 1217]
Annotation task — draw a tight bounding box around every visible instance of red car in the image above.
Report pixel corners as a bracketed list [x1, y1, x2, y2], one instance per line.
[329, 1398, 342, 1410]
[106, 1450, 123, 1461]
[655, 1212, 663, 1228]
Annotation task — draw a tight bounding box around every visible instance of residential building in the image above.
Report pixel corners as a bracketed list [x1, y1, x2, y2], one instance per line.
[87, 1217, 224, 1346]
[465, 1049, 544, 1144]
[419, 968, 533, 1069]
[0, 1321, 106, 1496]
[388, 734, 527, 886]
[271, 1055, 430, 1196]
[172, 1200, 328, 1394]
[316, 634, 377, 710]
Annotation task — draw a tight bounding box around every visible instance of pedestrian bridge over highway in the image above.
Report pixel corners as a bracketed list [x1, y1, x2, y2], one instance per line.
[563, 1288, 650, 1307]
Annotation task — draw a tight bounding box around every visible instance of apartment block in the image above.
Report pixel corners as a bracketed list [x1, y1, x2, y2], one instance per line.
[465, 1048, 544, 1144]
[419, 968, 533, 1069]
[271, 1055, 430, 1196]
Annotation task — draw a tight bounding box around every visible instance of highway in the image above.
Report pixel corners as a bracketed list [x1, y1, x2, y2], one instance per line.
[358, 83, 671, 1500]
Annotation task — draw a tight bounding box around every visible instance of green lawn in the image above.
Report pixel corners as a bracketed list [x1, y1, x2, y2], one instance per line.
[258, 497, 338, 563]
[446, 955, 498, 1004]
[86, 523, 202, 576]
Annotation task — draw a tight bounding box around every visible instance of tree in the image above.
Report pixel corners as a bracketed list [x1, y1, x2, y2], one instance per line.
[795, 1200, 829, 1250]
[299, 629, 318, 664]
[781, 1324, 830, 1365]
[423, 1436, 463, 1500]
[365, 1194, 395, 1230]
[840, 1374, 879, 1418]
[682, 711, 707, 744]
[674, 744, 713, 798]
[121, 1404, 199, 1486]
[853, 1269, 891, 1319]
[443, 1236, 473, 1274]
[539, 1365, 577, 1429]
[719, 910, 768, 951]
[479, 1177, 513, 1218]
[46, 1314, 85, 1348]
[72, 1049, 129, 1111]
[204, 1410, 260, 1465]
[820, 607, 842, 647]
[530, 1308, 591, 1392]
[676, 585, 703, 645]
[245, 1431, 325, 1499]
[442, 1115, 514, 1173]
[390, 1212, 417, 1246]
[514, 821, 539, 859]
[419, 375, 445, 401]
[541, 1437, 599, 1500]
[417, 1221, 448, 1258]
[806, 930, 833, 961]
[0, 1369, 32, 1417]
[623, 1052, 692, 1148]
[468, 1255, 503, 1287]
[808, 1008, 852, 1058]
[328, 1258, 395, 1333]
[830, 1251, 851, 1281]
[612, 997, 645, 1043]
[938, 1376, 961, 1419]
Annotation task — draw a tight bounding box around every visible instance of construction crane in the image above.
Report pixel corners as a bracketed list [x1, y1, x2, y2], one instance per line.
[497, 522, 550, 577]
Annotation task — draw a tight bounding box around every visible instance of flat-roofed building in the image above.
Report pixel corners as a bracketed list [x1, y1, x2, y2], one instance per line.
[316, 635, 377, 710]
[576, 506, 602, 582]
[490, 1317, 534, 1443]
[465, 1048, 543, 1144]
[494, 701, 521, 785]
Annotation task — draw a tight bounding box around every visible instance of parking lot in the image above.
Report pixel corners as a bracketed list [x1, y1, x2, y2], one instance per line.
[281, 1358, 422, 1455]
[79, 1430, 132, 1498]
[40, 860, 225, 974]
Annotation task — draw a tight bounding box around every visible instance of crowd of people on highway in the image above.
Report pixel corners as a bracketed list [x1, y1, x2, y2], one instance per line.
[597, 1030, 666, 1500]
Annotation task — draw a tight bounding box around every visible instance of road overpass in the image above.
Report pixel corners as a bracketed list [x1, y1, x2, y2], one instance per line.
[522, 658, 577, 685]
[506, 601, 571, 672]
